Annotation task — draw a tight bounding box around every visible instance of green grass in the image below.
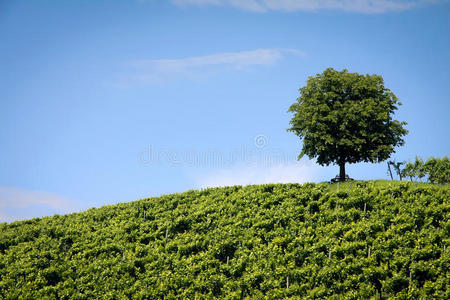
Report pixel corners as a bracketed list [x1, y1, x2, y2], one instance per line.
[328, 179, 437, 193]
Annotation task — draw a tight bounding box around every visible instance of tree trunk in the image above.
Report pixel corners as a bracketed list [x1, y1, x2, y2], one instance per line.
[339, 162, 346, 182]
[387, 162, 393, 180]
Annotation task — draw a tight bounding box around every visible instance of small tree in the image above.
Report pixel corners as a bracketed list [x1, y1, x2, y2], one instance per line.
[387, 162, 394, 180]
[425, 156, 449, 184]
[388, 160, 405, 181]
[403, 157, 425, 182]
[288, 68, 408, 181]
[402, 161, 415, 182]
[414, 156, 426, 182]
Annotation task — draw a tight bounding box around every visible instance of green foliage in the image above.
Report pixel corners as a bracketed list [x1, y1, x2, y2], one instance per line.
[388, 160, 406, 181]
[403, 157, 426, 182]
[288, 68, 408, 179]
[402, 156, 449, 184]
[0, 182, 448, 299]
[425, 156, 450, 184]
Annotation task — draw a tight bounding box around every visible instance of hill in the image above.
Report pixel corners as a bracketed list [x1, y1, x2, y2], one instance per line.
[0, 181, 448, 299]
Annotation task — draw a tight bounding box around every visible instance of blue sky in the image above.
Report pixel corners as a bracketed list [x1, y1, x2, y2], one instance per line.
[1, 0, 449, 222]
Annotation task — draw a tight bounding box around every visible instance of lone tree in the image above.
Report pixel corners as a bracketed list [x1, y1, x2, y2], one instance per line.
[288, 68, 408, 181]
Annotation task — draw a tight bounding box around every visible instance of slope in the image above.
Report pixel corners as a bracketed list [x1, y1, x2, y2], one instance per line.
[0, 181, 448, 299]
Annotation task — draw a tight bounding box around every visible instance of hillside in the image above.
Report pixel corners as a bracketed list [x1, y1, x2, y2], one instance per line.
[0, 181, 448, 299]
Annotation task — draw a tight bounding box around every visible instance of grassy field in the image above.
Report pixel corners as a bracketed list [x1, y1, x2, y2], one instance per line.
[327, 179, 438, 193]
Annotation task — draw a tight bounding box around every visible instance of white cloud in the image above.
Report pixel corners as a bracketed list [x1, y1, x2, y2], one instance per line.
[172, 0, 441, 13]
[116, 48, 304, 86]
[0, 187, 81, 223]
[133, 48, 297, 70]
[194, 160, 323, 188]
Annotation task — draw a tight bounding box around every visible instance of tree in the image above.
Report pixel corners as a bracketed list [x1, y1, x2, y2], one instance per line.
[425, 156, 449, 184]
[288, 68, 408, 181]
[388, 160, 405, 181]
[402, 161, 416, 182]
[403, 157, 426, 182]
[387, 161, 394, 180]
[413, 156, 426, 182]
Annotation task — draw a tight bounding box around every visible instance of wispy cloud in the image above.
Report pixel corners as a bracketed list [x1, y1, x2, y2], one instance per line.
[172, 0, 442, 13]
[115, 48, 304, 86]
[0, 187, 81, 223]
[194, 160, 323, 188]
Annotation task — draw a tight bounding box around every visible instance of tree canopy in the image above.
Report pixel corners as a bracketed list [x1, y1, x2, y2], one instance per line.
[288, 68, 408, 181]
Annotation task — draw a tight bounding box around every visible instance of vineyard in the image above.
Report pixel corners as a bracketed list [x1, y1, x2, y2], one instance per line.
[0, 181, 448, 299]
